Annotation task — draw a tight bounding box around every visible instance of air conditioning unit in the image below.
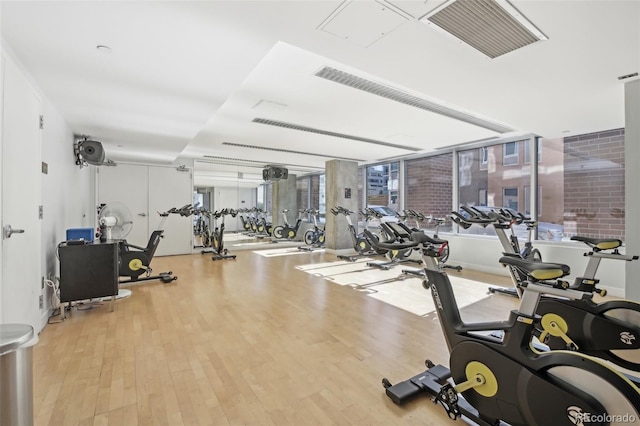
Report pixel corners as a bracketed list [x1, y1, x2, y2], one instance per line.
[262, 166, 289, 181]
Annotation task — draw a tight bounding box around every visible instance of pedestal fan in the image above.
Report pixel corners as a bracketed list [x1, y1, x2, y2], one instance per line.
[98, 202, 135, 299]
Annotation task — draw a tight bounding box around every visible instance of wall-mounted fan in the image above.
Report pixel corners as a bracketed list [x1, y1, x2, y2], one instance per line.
[98, 202, 133, 241]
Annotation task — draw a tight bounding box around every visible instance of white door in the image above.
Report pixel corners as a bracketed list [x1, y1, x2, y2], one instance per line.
[1, 55, 43, 329]
[97, 164, 149, 248]
[148, 167, 192, 256]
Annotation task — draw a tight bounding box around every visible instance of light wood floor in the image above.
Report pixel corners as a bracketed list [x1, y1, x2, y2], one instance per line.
[33, 250, 517, 426]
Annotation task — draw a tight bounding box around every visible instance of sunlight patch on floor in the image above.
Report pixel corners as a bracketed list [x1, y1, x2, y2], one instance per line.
[296, 259, 492, 316]
[254, 247, 325, 257]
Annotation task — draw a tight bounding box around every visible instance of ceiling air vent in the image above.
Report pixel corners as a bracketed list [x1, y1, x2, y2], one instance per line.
[421, 0, 547, 59]
[315, 66, 512, 133]
[252, 118, 421, 151]
[221, 141, 363, 162]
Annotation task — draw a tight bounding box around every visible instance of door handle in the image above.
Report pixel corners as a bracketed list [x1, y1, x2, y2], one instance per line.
[138, 213, 147, 217]
[3, 225, 25, 239]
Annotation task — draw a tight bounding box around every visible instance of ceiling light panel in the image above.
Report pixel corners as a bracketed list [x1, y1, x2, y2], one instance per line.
[421, 0, 546, 59]
[315, 66, 512, 133]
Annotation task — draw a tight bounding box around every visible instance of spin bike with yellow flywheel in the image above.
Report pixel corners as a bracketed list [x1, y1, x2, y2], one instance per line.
[382, 239, 640, 425]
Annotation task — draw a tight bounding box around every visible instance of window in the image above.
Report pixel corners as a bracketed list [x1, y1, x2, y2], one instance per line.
[399, 129, 624, 242]
[503, 188, 518, 211]
[257, 182, 271, 213]
[539, 129, 625, 240]
[503, 142, 518, 165]
[367, 162, 400, 212]
[480, 147, 488, 170]
[478, 189, 488, 206]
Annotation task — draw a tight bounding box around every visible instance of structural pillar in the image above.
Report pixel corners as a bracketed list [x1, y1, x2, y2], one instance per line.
[325, 160, 358, 252]
[625, 79, 640, 301]
[271, 174, 297, 227]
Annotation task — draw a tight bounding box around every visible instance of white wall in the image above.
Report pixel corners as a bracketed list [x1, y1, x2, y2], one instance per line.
[1, 40, 94, 329]
[40, 92, 95, 326]
[446, 234, 629, 298]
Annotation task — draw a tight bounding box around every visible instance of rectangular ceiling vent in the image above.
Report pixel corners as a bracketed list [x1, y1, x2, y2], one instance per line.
[221, 141, 364, 162]
[202, 155, 270, 165]
[315, 66, 512, 133]
[421, 0, 547, 59]
[252, 118, 421, 152]
[201, 156, 323, 171]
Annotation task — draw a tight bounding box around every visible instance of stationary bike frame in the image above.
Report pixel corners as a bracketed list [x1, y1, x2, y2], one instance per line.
[331, 206, 386, 261]
[273, 209, 303, 240]
[383, 247, 640, 425]
[455, 206, 640, 372]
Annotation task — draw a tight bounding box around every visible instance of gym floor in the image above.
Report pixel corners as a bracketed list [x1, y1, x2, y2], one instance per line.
[33, 250, 517, 425]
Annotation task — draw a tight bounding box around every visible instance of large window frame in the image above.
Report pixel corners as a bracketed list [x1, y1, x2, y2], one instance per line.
[357, 128, 627, 242]
[503, 141, 519, 166]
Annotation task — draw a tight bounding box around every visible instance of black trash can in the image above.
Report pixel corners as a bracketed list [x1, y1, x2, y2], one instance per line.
[1, 324, 38, 426]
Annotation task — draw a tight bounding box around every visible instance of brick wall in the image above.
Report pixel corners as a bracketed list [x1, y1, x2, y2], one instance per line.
[563, 129, 625, 239]
[405, 153, 453, 217]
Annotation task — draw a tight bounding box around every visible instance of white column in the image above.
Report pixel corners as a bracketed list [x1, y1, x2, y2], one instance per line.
[625, 79, 640, 301]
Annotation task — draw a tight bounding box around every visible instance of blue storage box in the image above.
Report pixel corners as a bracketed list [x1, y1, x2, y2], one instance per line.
[66, 228, 94, 242]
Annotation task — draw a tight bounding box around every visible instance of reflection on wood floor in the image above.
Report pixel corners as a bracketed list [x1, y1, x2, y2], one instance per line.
[33, 250, 517, 426]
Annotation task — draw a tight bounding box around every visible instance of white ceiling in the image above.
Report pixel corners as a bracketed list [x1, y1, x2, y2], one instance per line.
[2, 0, 639, 187]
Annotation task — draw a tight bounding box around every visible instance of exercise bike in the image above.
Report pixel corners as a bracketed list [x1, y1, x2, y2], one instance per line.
[382, 242, 640, 425]
[272, 209, 303, 240]
[331, 206, 387, 262]
[112, 205, 190, 284]
[507, 254, 640, 372]
[206, 209, 236, 261]
[238, 208, 253, 233]
[299, 209, 325, 251]
[452, 207, 640, 372]
[364, 220, 423, 270]
[452, 206, 539, 296]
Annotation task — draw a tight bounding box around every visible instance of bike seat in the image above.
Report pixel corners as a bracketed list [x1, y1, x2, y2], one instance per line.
[570, 236, 622, 251]
[499, 256, 570, 281]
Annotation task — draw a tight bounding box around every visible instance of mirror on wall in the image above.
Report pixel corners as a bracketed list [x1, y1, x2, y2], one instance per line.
[192, 160, 262, 251]
[192, 160, 324, 252]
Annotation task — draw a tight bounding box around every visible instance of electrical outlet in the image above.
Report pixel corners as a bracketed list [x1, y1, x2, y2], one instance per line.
[39, 295, 44, 310]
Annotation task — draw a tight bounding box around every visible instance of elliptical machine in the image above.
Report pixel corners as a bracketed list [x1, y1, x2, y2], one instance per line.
[382, 239, 640, 425]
